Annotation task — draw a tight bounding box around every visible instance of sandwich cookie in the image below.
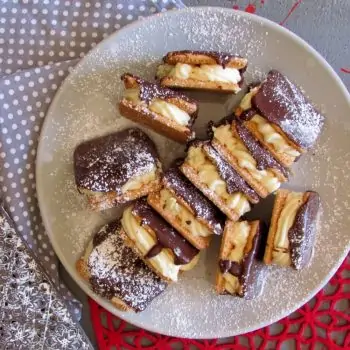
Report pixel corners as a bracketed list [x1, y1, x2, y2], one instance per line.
[180, 140, 259, 221]
[156, 50, 247, 93]
[216, 220, 267, 299]
[148, 165, 225, 250]
[121, 199, 200, 282]
[264, 189, 321, 269]
[74, 128, 162, 211]
[76, 220, 167, 312]
[210, 119, 288, 198]
[120, 73, 198, 143]
[235, 70, 325, 167]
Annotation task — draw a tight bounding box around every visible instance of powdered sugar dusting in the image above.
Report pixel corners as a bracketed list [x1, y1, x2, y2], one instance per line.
[36, 7, 350, 338]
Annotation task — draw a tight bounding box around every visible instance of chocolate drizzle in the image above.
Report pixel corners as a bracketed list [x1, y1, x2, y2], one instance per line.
[239, 109, 257, 121]
[132, 199, 199, 265]
[235, 122, 289, 178]
[88, 221, 167, 312]
[252, 70, 325, 149]
[203, 142, 259, 202]
[288, 191, 320, 269]
[74, 128, 159, 193]
[163, 167, 225, 235]
[219, 260, 243, 276]
[164, 50, 244, 68]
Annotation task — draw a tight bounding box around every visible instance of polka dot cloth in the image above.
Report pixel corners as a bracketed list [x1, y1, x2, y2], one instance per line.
[0, 0, 183, 317]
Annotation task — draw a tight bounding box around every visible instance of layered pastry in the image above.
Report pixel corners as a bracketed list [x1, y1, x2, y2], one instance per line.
[235, 70, 325, 167]
[119, 73, 198, 143]
[74, 128, 162, 211]
[216, 220, 266, 299]
[156, 50, 247, 93]
[76, 220, 167, 312]
[148, 165, 225, 250]
[121, 199, 200, 282]
[180, 140, 259, 221]
[264, 189, 320, 269]
[210, 119, 288, 198]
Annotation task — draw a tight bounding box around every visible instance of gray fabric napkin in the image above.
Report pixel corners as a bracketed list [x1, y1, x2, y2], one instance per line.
[0, 0, 184, 316]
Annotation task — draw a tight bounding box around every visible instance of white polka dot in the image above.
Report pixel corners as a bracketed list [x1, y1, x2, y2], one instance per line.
[117, 4, 123, 9]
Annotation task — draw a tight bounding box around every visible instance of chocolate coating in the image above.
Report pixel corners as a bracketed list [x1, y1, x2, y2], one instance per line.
[289, 191, 320, 269]
[74, 128, 159, 193]
[132, 199, 199, 265]
[219, 260, 242, 276]
[88, 221, 167, 312]
[203, 142, 259, 202]
[164, 50, 244, 68]
[235, 122, 289, 178]
[252, 70, 325, 149]
[163, 167, 225, 235]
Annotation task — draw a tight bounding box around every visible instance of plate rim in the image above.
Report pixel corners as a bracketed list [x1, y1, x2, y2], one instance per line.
[36, 6, 350, 339]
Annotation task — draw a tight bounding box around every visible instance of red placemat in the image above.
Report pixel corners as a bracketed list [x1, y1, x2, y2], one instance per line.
[89, 255, 349, 349]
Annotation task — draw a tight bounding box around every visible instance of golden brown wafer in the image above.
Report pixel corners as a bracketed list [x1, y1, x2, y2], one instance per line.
[163, 51, 248, 69]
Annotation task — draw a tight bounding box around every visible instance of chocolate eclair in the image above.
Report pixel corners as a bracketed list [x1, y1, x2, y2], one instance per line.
[74, 128, 162, 211]
[119, 74, 198, 143]
[264, 189, 320, 269]
[235, 70, 325, 167]
[216, 220, 266, 299]
[76, 221, 167, 312]
[210, 119, 288, 198]
[180, 140, 259, 221]
[121, 199, 200, 282]
[156, 50, 247, 94]
[148, 166, 225, 250]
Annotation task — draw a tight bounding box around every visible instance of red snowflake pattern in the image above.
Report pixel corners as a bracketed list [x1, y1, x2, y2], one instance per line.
[89, 255, 349, 349]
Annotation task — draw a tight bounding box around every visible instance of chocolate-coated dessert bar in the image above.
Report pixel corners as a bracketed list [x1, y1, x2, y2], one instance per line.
[235, 70, 325, 167]
[264, 189, 320, 269]
[74, 128, 162, 210]
[180, 140, 259, 221]
[216, 220, 266, 299]
[121, 198, 200, 282]
[156, 50, 247, 94]
[148, 165, 225, 250]
[210, 118, 288, 198]
[76, 220, 167, 312]
[119, 73, 198, 143]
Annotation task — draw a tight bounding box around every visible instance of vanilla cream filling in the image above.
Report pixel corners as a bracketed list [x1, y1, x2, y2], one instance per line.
[240, 89, 300, 158]
[159, 188, 212, 238]
[157, 63, 241, 84]
[121, 168, 157, 193]
[121, 206, 180, 281]
[213, 125, 281, 193]
[124, 88, 190, 126]
[272, 192, 304, 266]
[186, 146, 250, 216]
[223, 221, 250, 293]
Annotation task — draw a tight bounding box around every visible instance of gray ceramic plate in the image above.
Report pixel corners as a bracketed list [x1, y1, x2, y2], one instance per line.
[36, 7, 350, 338]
